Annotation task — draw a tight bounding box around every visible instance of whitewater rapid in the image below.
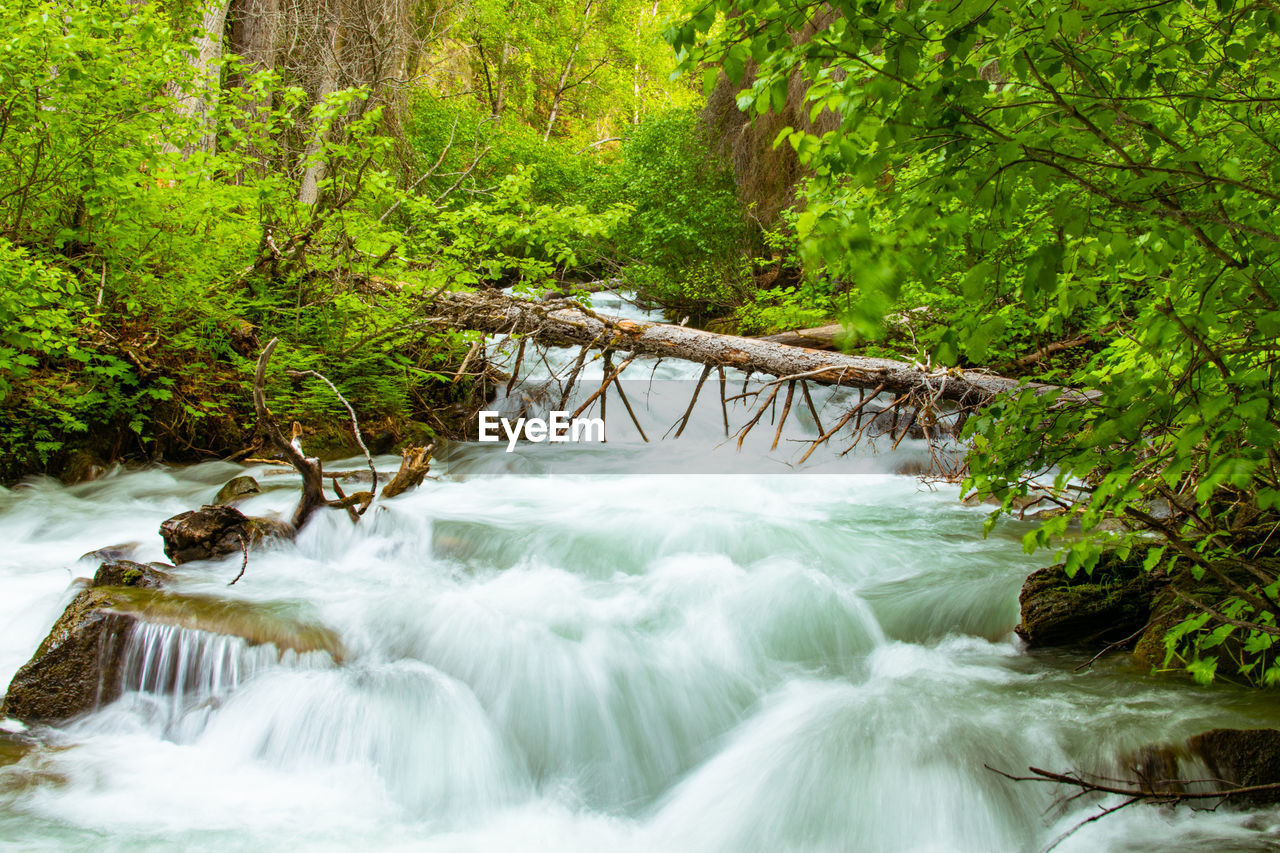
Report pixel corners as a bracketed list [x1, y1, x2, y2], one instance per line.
[1, 293, 1278, 851]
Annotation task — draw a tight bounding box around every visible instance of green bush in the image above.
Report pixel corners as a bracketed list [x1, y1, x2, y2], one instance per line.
[602, 109, 750, 309]
[404, 94, 591, 207]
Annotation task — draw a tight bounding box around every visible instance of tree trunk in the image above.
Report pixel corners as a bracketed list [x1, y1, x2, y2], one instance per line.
[544, 0, 594, 141]
[431, 290, 1082, 407]
[169, 0, 233, 155]
[297, 30, 342, 206]
[758, 323, 843, 350]
[230, 0, 281, 73]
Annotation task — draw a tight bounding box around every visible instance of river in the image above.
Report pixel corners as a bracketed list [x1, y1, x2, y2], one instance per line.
[1, 293, 1279, 851]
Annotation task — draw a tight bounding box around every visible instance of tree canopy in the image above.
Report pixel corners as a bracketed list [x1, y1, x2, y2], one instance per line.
[670, 0, 1280, 683]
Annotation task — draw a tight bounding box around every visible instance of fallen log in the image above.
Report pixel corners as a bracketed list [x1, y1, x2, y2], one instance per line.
[759, 323, 844, 350]
[432, 290, 1079, 407]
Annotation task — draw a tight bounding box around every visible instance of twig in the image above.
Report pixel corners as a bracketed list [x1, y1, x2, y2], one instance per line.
[288, 368, 379, 506]
[735, 382, 783, 450]
[671, 364, 713, 439]
[558, 344, 593, 409]
[1044, 798, 1142, 852]
[772, 381, 796, 451]
[986, 764, 1280, 799]
[330, 478, 362, 524]
[801, 380, 825, 434]
[612, 375, 649, 442]
[452, 338, 484, 384]
[506, 337, 527, 396]
[718, 367, 729, 435]
[569, 354, 636, 419]
[1074, 622, 1152, 672]
[228, 533, 248, 586]
[798, 383, 886, 464]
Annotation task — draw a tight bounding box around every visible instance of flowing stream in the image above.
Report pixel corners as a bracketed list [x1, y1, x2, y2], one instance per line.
[2, 293, 1280, 851]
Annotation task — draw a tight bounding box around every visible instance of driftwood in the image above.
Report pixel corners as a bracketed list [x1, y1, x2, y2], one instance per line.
[988, 764, 1280, 852]
[431, 290, 1074, 407]
[253, 339, 327, 529]
[381, 445, 433, 498]
[253, 338, 436, 529]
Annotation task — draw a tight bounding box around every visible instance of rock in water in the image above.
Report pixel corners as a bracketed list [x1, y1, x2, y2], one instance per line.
[158, 505, 290, 564]
[1015, 550, 1160, 648]
[1, 587, 133, 723]
[213, 475, 261, 506]
[92, 560, 170, 589]
[78, 542, 143, 563]
[2, 560, 341, 725]
[1189, 729, 1280, 805]
[0, 730, 33, 767]
[2, 561, 171, 723]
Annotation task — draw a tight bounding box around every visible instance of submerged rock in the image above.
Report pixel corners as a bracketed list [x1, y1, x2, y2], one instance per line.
[77, 542, 143, 564]
[1124, 729, 1280, 806]
[1015, 550, 1161, 648]
[159, 504, 291, 564]
[0, 730, 34, 767]
[1189, 729, 1280, 805]
[100, 587, 345, 662]
[213, 475, 261, 506]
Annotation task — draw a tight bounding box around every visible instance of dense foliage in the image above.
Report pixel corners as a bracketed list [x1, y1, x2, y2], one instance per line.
[0, 0, 637, 480]
[672, 0, 1280, 683]
[7, 0, 1278, 692]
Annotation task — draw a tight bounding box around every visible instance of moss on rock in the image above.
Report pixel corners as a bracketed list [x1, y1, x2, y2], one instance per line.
[1015, 548, 1162, 648]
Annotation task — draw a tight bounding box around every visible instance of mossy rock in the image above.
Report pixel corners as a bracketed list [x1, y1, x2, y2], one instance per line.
[1, 586, 134, 724]
[2, 562, 343, 725]
[1132, 587, 1189, 670]
[1131, 559, 1275, 673]
[1189, 728, 1280, 806]
[1016, 548, 1162, 648]
[213, 475, 261, 506]
[91, 560, 170, 590]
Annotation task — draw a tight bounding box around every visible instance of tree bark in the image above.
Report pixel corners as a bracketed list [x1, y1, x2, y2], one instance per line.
[758, 323, 843, 350]
[544, 0, 594, 141]
[297, 38, 342, 206]
[431, 290, 1083, 407]
[230, 0, 281, 73]
[169, 0, 233, 155]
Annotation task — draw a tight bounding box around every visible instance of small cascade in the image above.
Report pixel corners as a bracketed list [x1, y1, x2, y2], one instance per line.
[113, 621, 331, 739]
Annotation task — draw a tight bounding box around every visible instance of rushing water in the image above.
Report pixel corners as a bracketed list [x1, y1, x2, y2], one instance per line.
[2, 293, 1280, 851]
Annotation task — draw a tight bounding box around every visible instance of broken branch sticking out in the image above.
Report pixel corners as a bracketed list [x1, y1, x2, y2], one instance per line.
[288, 368, 379, 508]
[253, 339, 326, 530]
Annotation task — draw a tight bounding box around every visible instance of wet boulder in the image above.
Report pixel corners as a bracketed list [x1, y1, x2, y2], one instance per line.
[159, 505, 291, 564]
[2, 560, 343, 725]
[78, 542, 143, 564]
[1188, 729, 1280, 805]
[91, 560, 170, 589]
[213, 475, 261, 506]
[1, 586, 134, 724]
[1015, 550, 1161, 648]
[1, 561, 173, 724]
